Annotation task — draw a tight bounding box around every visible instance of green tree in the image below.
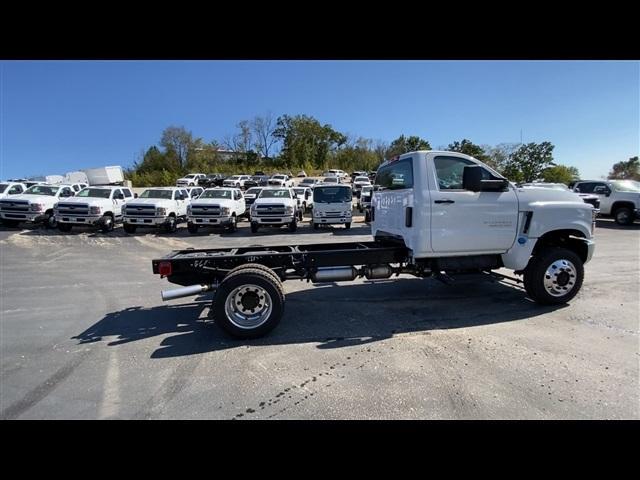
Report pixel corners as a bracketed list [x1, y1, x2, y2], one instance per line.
[447, 139, 491, 164]
[541, 165, 580, 184]
[386, 135, 431, 157]
[608, 156, 640, 180]
[160, 126, 195, 169]
[501, 141, 555, 183]
[273, 114, 347, 170]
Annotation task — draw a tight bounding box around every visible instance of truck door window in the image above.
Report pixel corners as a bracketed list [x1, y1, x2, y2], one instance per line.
[9, 185, 23, 194]
[434, 156, 493, 190]
[375, 157, 413, 190]
[575, 182, 595, 193]
[122, 189, 132, 198]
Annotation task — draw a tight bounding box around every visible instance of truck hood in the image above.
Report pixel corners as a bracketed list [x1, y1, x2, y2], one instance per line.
[126, 198, 175, 208]
[55, 196, 113, 207]
[191, 198, 235, 207]
[4, 193, 59, 204]
[176, 177, 195, 183]
[515, 187, 587, 207]
[253, 197, 296, 206]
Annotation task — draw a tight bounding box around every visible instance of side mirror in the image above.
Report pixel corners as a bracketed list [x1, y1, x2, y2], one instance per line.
[134, 193, 139, 198]
[462, 166, 508, 192]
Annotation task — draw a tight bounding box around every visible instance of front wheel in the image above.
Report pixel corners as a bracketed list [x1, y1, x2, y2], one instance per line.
[312, 222, 319, 230]
[187, 222, 199, 234]
[364, 210, 371, 222]
[251, 222, 259, 233]
[614, 207, 634, 226]
[228, 215, 238, 232]
[164, 216, 177, 233]
[345, 222, 351, 229]
[123, 223, 137, 234]
[45, 212, 57, 229]
[58, 223, 72, 232]
[288, 217, 297, 232]
[100, 215, 114, 233]
[523, 247, 584, 305]
[212, 267, 285, 338]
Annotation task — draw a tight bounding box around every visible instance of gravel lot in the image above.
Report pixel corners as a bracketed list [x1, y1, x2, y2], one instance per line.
[0, 214, 638, 419]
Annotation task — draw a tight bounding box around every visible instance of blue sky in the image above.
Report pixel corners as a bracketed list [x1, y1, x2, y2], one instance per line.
[1, 60, 638, 180]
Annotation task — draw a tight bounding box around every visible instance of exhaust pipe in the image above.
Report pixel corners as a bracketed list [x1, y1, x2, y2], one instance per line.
[161, 284, 212, 301]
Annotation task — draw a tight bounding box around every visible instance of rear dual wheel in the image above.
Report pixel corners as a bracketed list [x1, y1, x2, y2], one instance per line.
[212, 265, 285, 339]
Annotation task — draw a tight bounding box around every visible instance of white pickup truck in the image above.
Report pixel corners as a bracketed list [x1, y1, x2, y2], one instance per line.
[267, 174, 294, 188]
[55, 186, 134, 233]
[123, 187, 190, 233]
[249, 187, 300, 233]
[152, 150, 597, 339]
[223, 175, 252, 189]
[573, 179, 640, 225]
[292, 186, 313, 213]
[0, 184, 76, 228]
[176, 173, 207, 187]
[187, 187, 246, 234]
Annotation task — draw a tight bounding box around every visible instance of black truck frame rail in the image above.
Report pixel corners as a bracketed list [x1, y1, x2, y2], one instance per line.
[152, 241, 414, 288]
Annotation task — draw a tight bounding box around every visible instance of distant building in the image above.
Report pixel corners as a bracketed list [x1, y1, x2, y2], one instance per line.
[216, 149, 242, 162]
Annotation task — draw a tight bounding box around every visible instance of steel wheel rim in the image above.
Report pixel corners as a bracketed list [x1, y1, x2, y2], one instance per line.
[224, 284, 273, 329]
[543, 259, 578, 297]
[616, 210, 629, 222]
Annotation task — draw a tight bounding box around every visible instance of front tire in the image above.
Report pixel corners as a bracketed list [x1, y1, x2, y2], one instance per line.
[523, 247, 584, 305]
[345, 222, 351, 229]
[288, 217, 297, 232]
[212, 267, 285, 339]
[123, 223, 137, 234]
[364, 210, 371, 222]
[58, 223, 72, 232]
[228, 215, 238, 232]
[187, 222, 199, 234]
[614, 207, 634, 226]
[100, 215, 114, 233]
[251, 222, 259, 233]
[44, 212, 57, 229]
[164, 216, 177, 233]
[312, 222, 319, 230]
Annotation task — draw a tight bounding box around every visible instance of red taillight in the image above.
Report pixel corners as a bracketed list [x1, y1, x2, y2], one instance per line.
[158, 261, 172, 276]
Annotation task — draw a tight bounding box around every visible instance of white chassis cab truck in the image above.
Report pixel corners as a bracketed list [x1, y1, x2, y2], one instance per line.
[152, 150, 596, 339]
[187, 187, 246, 234]
[249, 187, 299, 233]
[123, 187, 190, 233]
[0, 184, 76, 229]
[311, 184, 353, 229]
[55, 186, 134, 233]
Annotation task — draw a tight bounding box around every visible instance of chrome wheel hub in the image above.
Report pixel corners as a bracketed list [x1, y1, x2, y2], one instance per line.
[543, 259, 577, 297]
[224, 284, 272, 329]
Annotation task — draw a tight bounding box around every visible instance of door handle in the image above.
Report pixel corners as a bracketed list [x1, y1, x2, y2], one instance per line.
[434, 199, 455, 204]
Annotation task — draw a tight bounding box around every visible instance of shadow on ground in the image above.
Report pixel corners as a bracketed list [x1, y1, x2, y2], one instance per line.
[73, 275, 566, 358]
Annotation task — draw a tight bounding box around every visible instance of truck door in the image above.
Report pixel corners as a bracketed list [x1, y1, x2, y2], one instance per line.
[429, 154, 518, 253]
[112, 189, 123, 215]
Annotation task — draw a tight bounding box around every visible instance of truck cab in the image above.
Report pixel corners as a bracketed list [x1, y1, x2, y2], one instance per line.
[0, 182, 27, 199]
[187, 187, 246, 234]
[573, 180, 639, 225]
[176, 173, 206, 187]
[0, 183, 76, 228]
[267, 174, 294, 188]
[372, 151, 595, 272]
[311, 184, 353, 229]
[56, 186, 133, 233]
[123, 187, 190, 233]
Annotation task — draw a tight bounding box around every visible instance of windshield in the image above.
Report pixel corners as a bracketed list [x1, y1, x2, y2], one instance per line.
[76, 188, 112, 198]
[272, 175, 286, 180]
[293, 188, 306, 195]
[246, 188, 262, 195]
[361, 186, 373, 195]
[251, 176, 263, 180]
[184, 174, 196, 179]
[323, 177, 338, 183]
[139, 189, 173, 199]
[301, 179, 314, 184]
[259, 189, 291, 199]
[355, 177, 370, 182]
[0, 184, 8, 193]
[24, 185, 59, 196]
[228, 176, 240, 181]
[314, 186, 351, 203]
[200, 189, 232, 199]
[611, 180, 640, 193]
